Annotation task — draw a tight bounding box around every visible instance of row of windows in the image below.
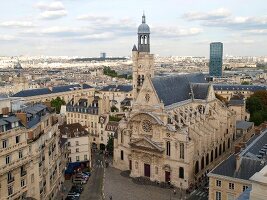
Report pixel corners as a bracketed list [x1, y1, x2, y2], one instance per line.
[215, 191, 235, 200]
[165, 141, 185, 159]
[216, 180, 248, 191]
[5, 150, 24, 164]
[2, 135, 21, 149]
[68, 154, 88, 162]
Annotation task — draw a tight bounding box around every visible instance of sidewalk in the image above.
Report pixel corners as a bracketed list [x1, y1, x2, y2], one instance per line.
[55, 179, 73, 200]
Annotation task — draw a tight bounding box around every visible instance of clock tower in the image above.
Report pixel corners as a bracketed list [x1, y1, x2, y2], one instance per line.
[132, 14, 154, 99]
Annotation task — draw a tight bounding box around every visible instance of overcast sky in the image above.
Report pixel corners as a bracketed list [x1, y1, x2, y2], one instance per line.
[0, 0, 266, 57]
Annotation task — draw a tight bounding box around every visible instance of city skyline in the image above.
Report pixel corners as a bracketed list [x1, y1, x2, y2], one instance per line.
[0, 0, 267, 57]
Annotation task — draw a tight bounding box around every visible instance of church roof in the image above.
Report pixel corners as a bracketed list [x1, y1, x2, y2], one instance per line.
[138, 14, 150, 34]
[151, 73, 207, 106]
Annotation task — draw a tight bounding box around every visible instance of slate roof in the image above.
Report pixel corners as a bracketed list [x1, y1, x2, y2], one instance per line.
[192, 83, 210, 100]
[210, 131, 267, 181]
[236, 121, 254, 130]
[4, 116, 20, 123]
[0, 119, 8, 126]
[12, 88, 52, 97]
[211, 155, 265, 180]
[213, 84, 267, 92]
[59, 123, 88, 138]
[12, 84, 93, 97]
[101, 85, 133, 92]
[151, 73, 207, 106]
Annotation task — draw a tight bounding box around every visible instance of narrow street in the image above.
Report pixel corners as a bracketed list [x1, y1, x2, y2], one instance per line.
[80, 151, 105, 200]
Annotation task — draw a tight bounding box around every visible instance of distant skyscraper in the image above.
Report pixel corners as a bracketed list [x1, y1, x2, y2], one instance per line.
[209, 42, 223, 77]
[100, 52, 106, 59]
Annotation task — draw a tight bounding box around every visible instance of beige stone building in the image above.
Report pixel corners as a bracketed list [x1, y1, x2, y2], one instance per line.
[228, 99, 250, 121]
[65, 94, 110, 150]
[59, 123, 91, 166]
[213, 85, 267, 100]
[208, 129, 267, 200]
[113, 14, 236, 190]
[0, 103, 67, 200]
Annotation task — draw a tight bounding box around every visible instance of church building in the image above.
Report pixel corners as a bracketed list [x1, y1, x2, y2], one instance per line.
[113, 14, 236, 189]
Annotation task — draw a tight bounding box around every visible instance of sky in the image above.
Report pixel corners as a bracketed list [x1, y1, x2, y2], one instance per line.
[0, 0, 266, 57]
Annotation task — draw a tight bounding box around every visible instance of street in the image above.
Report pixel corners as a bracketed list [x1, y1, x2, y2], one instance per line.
[80, 151, 104, 200]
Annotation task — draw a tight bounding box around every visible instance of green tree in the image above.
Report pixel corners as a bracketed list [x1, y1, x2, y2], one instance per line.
[246, 90, 267, 125]
[241, 81, 251, 85]
[51, 97, 66, 114]
[106, 136, 114, 155]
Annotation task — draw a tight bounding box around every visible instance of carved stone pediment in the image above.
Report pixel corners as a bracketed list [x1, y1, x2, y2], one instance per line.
[129, 137, 164, 153]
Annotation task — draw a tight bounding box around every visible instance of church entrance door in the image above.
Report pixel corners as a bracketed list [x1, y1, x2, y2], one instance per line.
[144, 164, 150, 177]
[165, 171, 171, 183]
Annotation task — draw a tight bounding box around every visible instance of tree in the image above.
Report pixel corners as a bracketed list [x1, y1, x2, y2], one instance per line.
[51, 97, 66, 114]
[106, 136, 114, 156]
[241, 81, 251, 85]
[246, 90, 267, 125]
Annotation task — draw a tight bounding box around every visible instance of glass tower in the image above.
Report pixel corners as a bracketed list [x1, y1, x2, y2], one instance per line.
[209, 42, 223, 77]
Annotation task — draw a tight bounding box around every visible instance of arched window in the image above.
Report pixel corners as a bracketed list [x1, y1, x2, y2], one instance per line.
[140, 35, 143, 44]
[211, 150, 214, 162]
[206, 153, 209, 166]
[201, 157, 205, 170]
[219, 144, 222, 156]
[180, 143, 184, 159]
[228, 138, 230, 149]
[144, 35, 147, 44]
[179, 167, 184, 179]
[166, 141, 171, 156]
[223, 141, 226, 152]
[195, 161, 199, 175]
[215, 147, 218, 159]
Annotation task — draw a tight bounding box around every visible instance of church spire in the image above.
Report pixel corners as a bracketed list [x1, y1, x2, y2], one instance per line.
[142, 12, 146, 23]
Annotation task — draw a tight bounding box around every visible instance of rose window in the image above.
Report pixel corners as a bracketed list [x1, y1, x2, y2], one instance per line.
[142, 120, 152, 132]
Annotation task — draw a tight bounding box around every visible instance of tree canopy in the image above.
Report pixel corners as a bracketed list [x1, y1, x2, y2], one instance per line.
[246, 91, 267, 125]
[51, 97, 66, 114]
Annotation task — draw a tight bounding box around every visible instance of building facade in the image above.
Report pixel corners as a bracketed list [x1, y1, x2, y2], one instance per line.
[209, 42, 223, 77]
[65, 94, 110, 150]
[208, 129, 267, 200]
[0, 103, 67, 200]
[113, 15, 236, 190]
[59, 123, 91, 165]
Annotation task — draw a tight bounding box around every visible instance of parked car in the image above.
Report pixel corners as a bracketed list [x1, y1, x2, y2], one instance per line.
[72, 178, 86, 185]
[76, 174, 88, 181]
[70, 185, 83, 194]
[65, 196, 80, 200]
[82, 172, 91, 177]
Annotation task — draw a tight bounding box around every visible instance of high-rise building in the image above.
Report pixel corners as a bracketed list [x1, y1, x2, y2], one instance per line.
[100, 52, 106, 59]
[209, 42, 223, 77]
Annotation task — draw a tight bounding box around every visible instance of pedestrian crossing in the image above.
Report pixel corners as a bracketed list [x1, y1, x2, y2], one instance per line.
[195, 191, 207, 197]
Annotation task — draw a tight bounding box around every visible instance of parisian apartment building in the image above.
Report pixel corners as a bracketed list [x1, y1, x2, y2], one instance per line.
[0, 102, 68, 200]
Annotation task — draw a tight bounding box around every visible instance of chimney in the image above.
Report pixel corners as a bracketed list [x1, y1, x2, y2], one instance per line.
[2, 107, 9, 115]
[44, 101, 51, 109]
[235, 154, 242, 172]
[15, 112, 27, 127]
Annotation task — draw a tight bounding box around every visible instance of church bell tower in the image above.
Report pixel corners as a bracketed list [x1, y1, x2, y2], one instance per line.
[132, 14, 154, 100]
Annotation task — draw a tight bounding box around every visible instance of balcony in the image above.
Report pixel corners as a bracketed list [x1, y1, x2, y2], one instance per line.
[21, 170, 27, 177]
[0, 141, 27, 157]
[0, 156, 30, 176]
[7, 177, 15, 184]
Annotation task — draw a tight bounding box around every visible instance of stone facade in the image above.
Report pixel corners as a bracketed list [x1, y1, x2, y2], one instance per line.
[0, 103, 67, 200]
[113, 15, 236, 190]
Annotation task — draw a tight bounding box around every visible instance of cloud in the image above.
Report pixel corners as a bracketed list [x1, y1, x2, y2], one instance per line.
[76, 14, 109, 22]
[183, 8, 267, 31]
[247, 29, 267, 35]
[203, 16, 267, 30]
[0, 21, 35, 28]
[183, 8, 230, 21]
[0, 35, 16, 41]
[35, 1, 67, 20]
[39, 10, 67, 19]
[154, 27, 202, 38]
[35, 1, 65, 11]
